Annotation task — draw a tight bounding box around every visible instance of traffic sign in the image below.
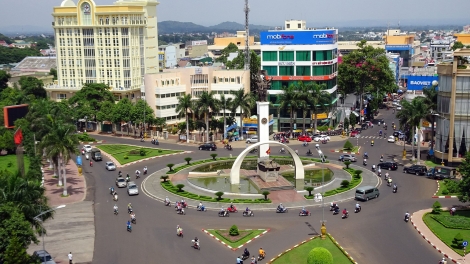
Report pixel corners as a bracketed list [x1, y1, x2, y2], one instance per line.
[463, 241, 468, 247]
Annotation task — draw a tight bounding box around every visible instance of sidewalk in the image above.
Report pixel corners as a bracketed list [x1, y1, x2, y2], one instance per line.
[411, 208, 467, 264]
[27, 160, 95, 264]
[142, 160, 379, 210]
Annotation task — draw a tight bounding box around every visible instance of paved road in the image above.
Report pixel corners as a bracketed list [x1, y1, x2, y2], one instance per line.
[85, 102, 465, 264]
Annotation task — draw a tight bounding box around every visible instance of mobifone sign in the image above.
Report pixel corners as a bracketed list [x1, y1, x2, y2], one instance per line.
[261, 30, 337, 45]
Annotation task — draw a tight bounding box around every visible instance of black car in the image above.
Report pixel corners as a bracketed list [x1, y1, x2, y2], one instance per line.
[378, 161, 398, 171]
[198, 143, 217, 151]
[403, 165, 427, 175]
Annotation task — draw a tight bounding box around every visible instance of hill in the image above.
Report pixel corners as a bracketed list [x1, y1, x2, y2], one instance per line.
[158, 21, 272, 34]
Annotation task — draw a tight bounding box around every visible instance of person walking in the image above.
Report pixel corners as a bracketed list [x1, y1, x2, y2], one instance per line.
[68, 252, 73, 264]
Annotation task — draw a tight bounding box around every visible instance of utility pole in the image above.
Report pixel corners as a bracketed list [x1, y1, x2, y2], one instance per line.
[244, 0, 250, 71]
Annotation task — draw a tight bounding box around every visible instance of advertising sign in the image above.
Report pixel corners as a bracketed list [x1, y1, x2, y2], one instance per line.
[260, 30, 337, 45]
[406, 75, 438, 90]
[270, 72, 337, 81]
[312, 60, 335, 66]
[192, 40, 207, 46]
[385, 45, 412, 51]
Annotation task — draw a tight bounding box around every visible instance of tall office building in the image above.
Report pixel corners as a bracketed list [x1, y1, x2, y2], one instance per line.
[50, 0, 159, 100]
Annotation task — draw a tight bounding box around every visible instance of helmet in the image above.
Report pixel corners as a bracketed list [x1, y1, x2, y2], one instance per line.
[177, 225, 179, 228]
[280, 203, 283, 205]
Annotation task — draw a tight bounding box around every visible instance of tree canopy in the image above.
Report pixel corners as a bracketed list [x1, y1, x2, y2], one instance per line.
[18, 76, 47, 99]
[0, 46, 41, 64]
[68, 83, 115, 121]
[215, 42, 239, 64]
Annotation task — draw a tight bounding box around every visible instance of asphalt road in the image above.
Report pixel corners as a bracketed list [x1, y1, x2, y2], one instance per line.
[86, 107, 464, 264]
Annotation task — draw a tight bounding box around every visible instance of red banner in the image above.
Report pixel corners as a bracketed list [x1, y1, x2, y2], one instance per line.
[14, 128, 23, 145]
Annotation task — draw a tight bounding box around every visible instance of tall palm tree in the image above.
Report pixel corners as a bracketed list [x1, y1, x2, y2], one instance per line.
[422, 85, 438, 151]
[175, 94, 193, 143]
[195, 91, 220, 142]
[279, 85, 298, 133]
[305, 82, 331, 132]
[219, 94, 233, 139]
[230, 89, 254, 140]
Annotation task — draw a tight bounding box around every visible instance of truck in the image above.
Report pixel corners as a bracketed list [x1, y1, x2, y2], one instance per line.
[91, 148, 102, 161]
[426, 166, 457, 180]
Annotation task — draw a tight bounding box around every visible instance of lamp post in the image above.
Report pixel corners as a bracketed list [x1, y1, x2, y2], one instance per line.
[315, 144, 327, 239]
[84, 116, 87, 132]
[34, 205, 66, 263]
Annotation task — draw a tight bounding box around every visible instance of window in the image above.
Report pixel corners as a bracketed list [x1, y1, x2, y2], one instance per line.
[279, 51, 294, 61]
[312, 65, 333, 76]
[296, 66, 311, 76]
[57, 94, 67, 99]
[263, 66, 277, 76]
[296, 51, 311, 61]
[286, 23, 290, 29]
[262, 51, 277, 61]
[313, 50, 333, 61]
[279, 66, 294, 75]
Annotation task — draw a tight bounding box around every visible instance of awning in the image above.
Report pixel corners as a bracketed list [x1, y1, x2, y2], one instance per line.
[311, 113, 328, 119]
[102, 121, 112, 125]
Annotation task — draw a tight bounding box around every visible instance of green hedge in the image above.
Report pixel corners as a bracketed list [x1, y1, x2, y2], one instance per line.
[305, 168, 362, 199]
[430, 211, 470, 230]
[161, 181, 271, 203]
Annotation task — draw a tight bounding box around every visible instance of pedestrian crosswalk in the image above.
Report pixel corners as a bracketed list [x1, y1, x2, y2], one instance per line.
[357, 136, 389, 140]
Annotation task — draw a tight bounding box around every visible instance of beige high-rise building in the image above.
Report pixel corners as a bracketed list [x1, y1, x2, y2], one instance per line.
[49, 0, 159, 100]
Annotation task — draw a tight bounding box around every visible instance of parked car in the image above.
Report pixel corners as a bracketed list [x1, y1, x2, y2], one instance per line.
[33, 250, 56, 264]
[105, 161, 116, 171]
[298, 135, 312, 142]
[246, 136, 259, 143]
[403, 165, 427, 175]
[387, 136, 396, 143]
[396, 105, 402, 110]
[426, 166, 457, 180]
[340, 154, 357, 162]
[83, 144, 92, 153]
[127, 181, 139, 195]
[116, 176, 126, 188]
[198, 142, 217, 151]
[313, 135, 330, 142]
[378, 161, 398, 171]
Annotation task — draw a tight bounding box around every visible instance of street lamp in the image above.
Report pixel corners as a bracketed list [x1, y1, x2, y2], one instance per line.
[315, 144, 327, 239]
[34, 205, 66, 263]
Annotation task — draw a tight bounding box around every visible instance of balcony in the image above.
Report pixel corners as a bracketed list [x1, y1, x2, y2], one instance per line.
[437, 63, 453, 75]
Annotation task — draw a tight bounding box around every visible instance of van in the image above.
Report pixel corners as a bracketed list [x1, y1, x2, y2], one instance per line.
[426, 166, 457, 180]
[91, 148, 102, 161]
[355, 186, 380, 201]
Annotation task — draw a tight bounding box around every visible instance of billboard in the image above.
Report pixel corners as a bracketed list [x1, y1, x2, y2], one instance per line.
[260, 30, 337, 45]
[385, 45, 412, 51]
[191, 40, 207, 46]
[3, 104, 29, 128]
[406, 75, 438, 90]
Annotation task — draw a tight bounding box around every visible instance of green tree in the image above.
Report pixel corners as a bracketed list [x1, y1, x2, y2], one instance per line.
[154, 117, 166, 132]
[113, 98, 133, 134]
[458, 151, 470, 202]
[18, 76, 47, 99]
[230, 89, 254, 139]
[175, 94, 193, 143]
[304, 82, 331, 131]
[218, 94, 233, 139]
[49, 68, 57, 80]
[0, 46, 41, 64]
[96, 101, 116, 123]
[3, 234, 31, 264]
[279, 85, 299, 132]
[344, 140, 354, 150]
[307, 247, 333, 264]
[68, 83, 115, 121]
[195, 91, 220, 142]
[130, 99, 154, 129]
[0, 70, 11, 92]
[452, 41, 465, 51]
[422, 85, 438, 151]
[215, 43, 239, 64]
[343, 117, 350, 131]
[349, 113, 357, 127]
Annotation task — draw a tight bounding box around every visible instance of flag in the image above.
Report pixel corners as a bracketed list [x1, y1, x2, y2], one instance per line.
[266, 148, 271, 155]
[14, 128, 23, 145]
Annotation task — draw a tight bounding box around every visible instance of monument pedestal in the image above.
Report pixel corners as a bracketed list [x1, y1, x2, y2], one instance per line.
[257, 160, 280, 182]
[257, 101, 270, 161]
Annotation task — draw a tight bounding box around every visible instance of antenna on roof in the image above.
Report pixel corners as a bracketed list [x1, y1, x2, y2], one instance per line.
[244, 0, 250, 71]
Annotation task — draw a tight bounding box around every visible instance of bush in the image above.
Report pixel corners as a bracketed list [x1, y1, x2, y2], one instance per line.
[307, 247, 333, 264]
[77, 132, 96, 142]
[343, 140, 354, 150]
[215, 191, 224, 200]
[160, 175, 169, 182]
[443, 179, 460, 194]
[210, 153, 218, 160]
[184, 157, 192, 165]
[340, 180, 350, 188]
[158, 150, 162, 153]
[306, 186, 314, 196]
[354, 169, 363, 179]
[344, 161, 351, 169]
[453, 233, 464, 249]
[432, 201, 442, 214]
[7, 161, 12, 167]
[123, 155, 128, 159]
[167, 163, 174, 171]
[262, 191, 270, 200]
[442, 189, 449, 195]
[229, 225, 239, 236]
[176, 184, 185, 192]
[139, 148, 146, 156]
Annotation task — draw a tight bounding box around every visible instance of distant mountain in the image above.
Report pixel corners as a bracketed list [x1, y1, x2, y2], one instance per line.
[158, 21, 272, 34]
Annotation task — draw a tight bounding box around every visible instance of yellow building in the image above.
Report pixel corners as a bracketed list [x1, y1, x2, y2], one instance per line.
[454, 33, 470, 45]
[214, 31, 254, 47]
[50, 0, 159, 101]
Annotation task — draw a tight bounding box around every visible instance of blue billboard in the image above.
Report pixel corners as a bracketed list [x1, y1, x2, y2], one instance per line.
[406, 75, 438, 90]
[260, 30, 337, 45]
[385, 45, 412, 51]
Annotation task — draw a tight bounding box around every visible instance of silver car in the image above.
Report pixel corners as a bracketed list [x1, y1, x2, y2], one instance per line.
[127, 181, 139, 195]
[116, 177, 126, 188]
[246, 136, 258, 143]
[83, 144, 92, 153]
[105, 161, 116, 171]
[33, 250, 56, 264]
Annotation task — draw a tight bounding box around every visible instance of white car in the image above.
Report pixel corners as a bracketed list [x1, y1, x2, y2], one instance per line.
[313, 135, 330, 142]
[105, 161, 116, 171]
[387, 136, 396, 143]
[246, 136, 258, 143]
[127, 181, 139, 195]
[396, 105, 402, 110]
[83, 145, 92, 153]
[115, 177, 126, 188]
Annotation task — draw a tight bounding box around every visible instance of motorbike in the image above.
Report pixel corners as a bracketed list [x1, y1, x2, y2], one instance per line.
[363, 160, 367, 166]
[128, 207, 133, 214]
[176, 208, 186, 215]
[306, 152, 313, 156]
[355, 206, 361, 213]
[89, 161, 93, 167]
[127, 225, 132, 232]
[81, 149, 85, 155]
[279, 149, 286, 154]
[276, 207, 288, 213]
[372, 166, 376, 172]
[342, 212, 349, 219]
[131, 217, 136, 224]
[126, 177, 130, 183]
[218, 211, 229, 217]
[249, 149, 258, 154]
[333, 208, 340, 215]
[299, 210, 311, 216]
[144, 170, 147, 175]
[113, 194, 118, 201]
[302, 142, 309, 147]
[404, 215, 410, 223]
[242, 210, 254, 217]
[258, 254, 266, 261]
[197, 205, 206, 212]
[363, 154, 369, 159]
[227, 206, 238, 213]
[242, 253, 250, 261]
[393, 187, 397, 193]
[177, 230, 183, 238]
[164, 200, 171, 206]
[377, 171, 382, 177]
[226, 145, 233, 151]
[114, 208, 119, 215]
[379, 158, 384, 162]
[191, 239, 200, 250]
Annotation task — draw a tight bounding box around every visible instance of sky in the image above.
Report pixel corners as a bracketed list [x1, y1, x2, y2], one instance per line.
[1, 0, 469, 32]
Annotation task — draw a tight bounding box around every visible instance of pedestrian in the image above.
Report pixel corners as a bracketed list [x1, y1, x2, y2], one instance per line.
[68, 252, 73, 264]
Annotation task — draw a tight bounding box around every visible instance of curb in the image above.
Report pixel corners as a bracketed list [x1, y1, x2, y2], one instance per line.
[123, 151, 193, 167]
[433, 180, 440, 196]
[80, 140, 105, 144]
[432, 196, 458, 198]
[202, 228, 270, 251]
[410, 214, 459, 264]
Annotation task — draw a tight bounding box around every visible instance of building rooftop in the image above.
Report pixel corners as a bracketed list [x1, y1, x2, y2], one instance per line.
[12, 56, 57, 72]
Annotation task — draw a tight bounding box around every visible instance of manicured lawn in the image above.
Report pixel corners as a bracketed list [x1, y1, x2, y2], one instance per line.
[423, 212, 470, 256]
[272, 236, 353, 264]
[0, 155, 30, 174]
[435, 180, 461, 196]
[96, 144, 182, 165]
[425, 160, 440, 168]
[205, 229, 265, 248]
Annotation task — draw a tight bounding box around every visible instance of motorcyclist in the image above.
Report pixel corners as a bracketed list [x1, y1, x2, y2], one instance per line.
[342, 208, 348, 216]
[378, 167, 382, 176]
[143, 166, 148, 174]
[236, 256, 243, 264]
[127, 220, 131, 230]
[379, 130, 382, 136]
[220, 207, 226, 215]
[118, 171, 122, 177]
[130, 212, 136, 220]
[278, 203, 284, 210]
[371, 140, 374, 145]
[245, 207, 250, 213]
[127, 203, 133, 214]
[110, 186, 115, 194]
[193, 237, 199, 247]
[393, 184, 397, 192]
[307, 149, 312, 155]
[303, 141, 308, 147]
[364, 152, 368, 158]
[363, 158, 367, 165]
[301, 206, 308, 215]
[177, 203, 182, 213]
[280, 147, 285, 153]
[330, 202, 337, 210]
[380, 154, 384, 160]
[181, 199, 186, 207]
[113, 204, 118, 213]
[243, 248, 250, 258]
[355, 203, 361, 211]
[372, 164, 376, 171]
[198, 201, 203, 209]
[89, 160, 93, 166]
[259, 247, 266, 258]
[405, 211, 410, 221]
[126, 174, 130, 182]
[135, 169, 141, 179]
[387, 177, 392, 186]
[385, 172, 390, 180]
[230, 202, 235, 210]
[165, 196, 170, 205]
[176, 225, 182, 235]
[295, 149, 299, 155]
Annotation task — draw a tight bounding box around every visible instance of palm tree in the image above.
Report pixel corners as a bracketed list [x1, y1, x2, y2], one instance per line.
[230, 89, 254, 140]
[219, 94, 233, 139]
[279, 85, 298, 133]
[397, 97, 428, 164]
[422, 85, 438, 152]
[305, 83, 331, 132]
[195, 91, 220, 142]
[175, 94, 193, 143]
